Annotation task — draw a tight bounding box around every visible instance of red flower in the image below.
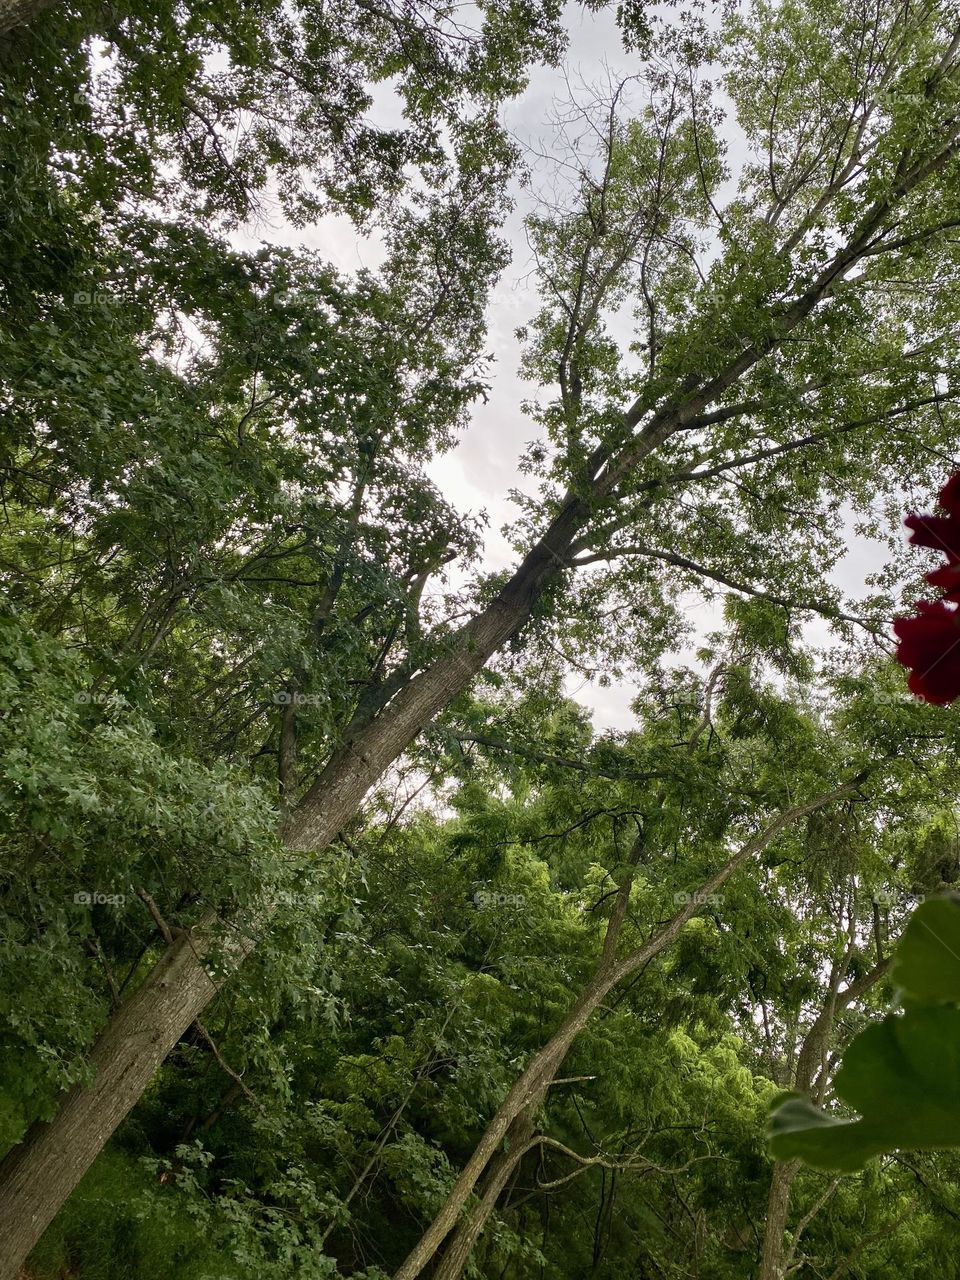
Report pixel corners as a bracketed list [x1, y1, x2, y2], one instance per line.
[896, 471, 960, 703]
[925, 560, 960, 602]
[894, 601, 960, 704]
[905, 474, 960, 555]
[938, 471, 960, 516]
[904, 513, 960, 560]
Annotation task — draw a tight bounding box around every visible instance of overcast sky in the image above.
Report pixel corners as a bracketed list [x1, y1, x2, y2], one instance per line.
[237, 4, 896, 733]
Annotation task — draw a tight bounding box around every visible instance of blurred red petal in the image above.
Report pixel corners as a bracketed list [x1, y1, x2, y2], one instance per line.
[927, 561, 960, 600]
[905, 513, 960, 557]
[939, 471, 960, 517]
[894, 601, 960, 704]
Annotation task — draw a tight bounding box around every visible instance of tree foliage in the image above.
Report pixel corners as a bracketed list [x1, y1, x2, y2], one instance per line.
[5, 0, 960, 1278]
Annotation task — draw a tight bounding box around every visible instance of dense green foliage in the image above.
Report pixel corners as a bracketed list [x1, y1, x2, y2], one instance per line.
[9, 641, 960, 1277]
[5, 0, 960, 1277]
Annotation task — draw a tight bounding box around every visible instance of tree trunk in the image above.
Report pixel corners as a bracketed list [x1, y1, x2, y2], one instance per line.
[432, 1112, 537, 1280]
[0, 0, 55, 38]
[280, 494, 591, 853]
[0, 920, 236, 1277]
[392, 969, 615, 1280]
[0, 503, 589, 1280]
[757, 1159, 802, 1280]
[392, 782, 858, 1280]
[756, 957, 890, 1279]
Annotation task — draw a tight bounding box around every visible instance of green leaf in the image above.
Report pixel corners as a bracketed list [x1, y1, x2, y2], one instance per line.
[769, 896, 960, 1171]
[769, 1005, 960, 1171]
[889, 894, 960, 1004]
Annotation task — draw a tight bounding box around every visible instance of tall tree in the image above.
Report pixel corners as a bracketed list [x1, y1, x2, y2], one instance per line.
[4, 0, 960, 1274]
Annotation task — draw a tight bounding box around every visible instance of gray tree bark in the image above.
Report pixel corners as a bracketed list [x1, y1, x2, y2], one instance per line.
[431, 1112, 537, 1280]
[0, 917, 251, 1279]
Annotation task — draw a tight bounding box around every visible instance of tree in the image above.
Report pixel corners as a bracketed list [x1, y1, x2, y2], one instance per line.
[4, 0, 960, 1275]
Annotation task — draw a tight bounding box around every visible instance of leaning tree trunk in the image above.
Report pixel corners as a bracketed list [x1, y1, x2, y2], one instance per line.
[431, 1111, 537, 1280]
[756, 956, 890, 1280]
[391, 968, 620, 1280]
[392, 782, 858, 1280]
[0, 499, 591, 1280]
[0, 921, 230, 1278]
[0, 392, 686, 1279]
